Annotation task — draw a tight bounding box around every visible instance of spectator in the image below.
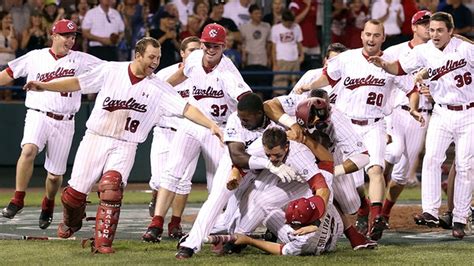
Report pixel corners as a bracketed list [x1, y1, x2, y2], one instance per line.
[331, 0, 348, 45]
[263, 0, 285, 26]
[82, 0, 125, 61]
[240, 4, 271, 68]
[69, 12, 87, 52]
[223, 0, 251, 28]
[20, 11, 47, 54]
[417, 0, 440, 12]
[223, 31, 242, 68]
[441, 0, 473, 36]
[149, 11, 179, 71]
[173, 0, 194, 29]
[289, 0, 320, 58]
[193, 0, 209, 30]
[400, 0, 419, 42]
[345, 0, 369, 48]
[42, 0, 65, 34]
[202, 0, 240, 42]
[270, 9, 303, 97]
[8, 0, 30, 42]
[0, 11, 18, 101]
[76, 0, 90, 23]
[179, 14, 201, 39]
[371, 0, 405, 49]
[117, 0, 145, 60]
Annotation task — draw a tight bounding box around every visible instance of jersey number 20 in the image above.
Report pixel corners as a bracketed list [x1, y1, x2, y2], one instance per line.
[366, 92, 384, 107]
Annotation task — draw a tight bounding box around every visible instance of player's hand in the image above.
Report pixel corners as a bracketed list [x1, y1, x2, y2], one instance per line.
[226, 167, 243, 191]
[419, 83, 433, 101]
[233, 233, 251, 245]
[368, 56, 385, 69]
[292, 225, 318, 236]
[23, 81, 44, 92]
[409, 109, 425, 127]
[286, 124, 304, 143]
[210, 124, 224, 143]
[268, 162, 304, 183]
[294, 84, 310, 94]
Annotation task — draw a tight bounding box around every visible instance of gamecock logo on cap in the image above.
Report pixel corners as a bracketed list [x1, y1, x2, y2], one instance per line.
[209, 29, 218, 37]
[67, 22, 74, 29]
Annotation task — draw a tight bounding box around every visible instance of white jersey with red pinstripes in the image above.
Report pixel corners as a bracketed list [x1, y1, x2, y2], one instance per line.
[77, 62, 188, 143]
[383, 41, 432, 110]
[184, 50, 252, 126]
[224, 112, 278, 149]
[289, 68, 340, 104]
[399, 38, 473, 105]
[8, 48, 103, 114]
[326, 48, 410, 119]
[155, 62, 190, 129]
[277, 94, 366, 155]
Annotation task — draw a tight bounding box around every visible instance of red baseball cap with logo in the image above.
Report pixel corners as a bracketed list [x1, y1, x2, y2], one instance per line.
[51, 19, 79, 34]
[200, 23, 226, 44]
[411, 10, 431, 25]
[285, 197, 321, 226]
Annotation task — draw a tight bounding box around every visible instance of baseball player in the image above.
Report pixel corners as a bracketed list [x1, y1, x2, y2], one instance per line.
[174, 93, 302, 259]
[294, 20, 419, 240]
[23, 37, 223, 254]
[142, 23, 253, 243]
[369, 12, 473, 239]
[147, 36, 201, 239]
[379, 11, 433, 226]
[0, 19, 102, 230]
[232, 198, 343, 256]
[264, 89, 377, 249]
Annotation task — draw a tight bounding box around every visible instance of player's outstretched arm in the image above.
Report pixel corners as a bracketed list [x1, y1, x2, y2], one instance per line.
[166, 65, 187, 87]
[302, 135, 333, 163]
[294, 74, 329, 94]
[234, 234, 282, 255]
[408, 90, 425, 127]
[263, 99, 304, 142]
[23, 77, 81, 92]
[0, 70, 14, 86]
[183, 103, 224, 142]
[334, 153, 370, 177]
[368, 56, 402, 75]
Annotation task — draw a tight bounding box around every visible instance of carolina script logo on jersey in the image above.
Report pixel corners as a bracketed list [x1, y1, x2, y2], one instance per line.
[192, 86, 224, 100]
[102, 97, 148, 112]
[343, 75, 386, 90]
[37, 67, 76, 82]
[178, 89, 190, 98]
[428, 59, 467, 81]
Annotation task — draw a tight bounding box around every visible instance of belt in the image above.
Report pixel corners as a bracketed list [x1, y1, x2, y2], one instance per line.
[159, 126, 177, 132]
[401, 105, 432, 114]
[351, 118, 382, 126]
[29, 108, 74, 121]
[438, 102, 474, 111]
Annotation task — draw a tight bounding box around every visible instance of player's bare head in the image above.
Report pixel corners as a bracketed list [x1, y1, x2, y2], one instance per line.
[134, 37, 161, 76]
[237, 93, 264, 130]
[324, 42, 347, 62]
[180, 36, 201, 61]
[429, 12, 454, 49]
[309, 89, 329, 103]
[411, 11, 431, 43]
[262, 127, 289, 166]
[361, 19, 385, 56]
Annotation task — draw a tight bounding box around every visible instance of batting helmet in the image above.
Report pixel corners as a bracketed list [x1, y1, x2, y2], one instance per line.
[285, 197, 321, 226]
[200, 23, 226, 44]
[295, 97, 329, 128]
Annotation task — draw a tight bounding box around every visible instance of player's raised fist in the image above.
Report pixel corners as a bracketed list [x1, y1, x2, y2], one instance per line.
[23, 81, 44, 92]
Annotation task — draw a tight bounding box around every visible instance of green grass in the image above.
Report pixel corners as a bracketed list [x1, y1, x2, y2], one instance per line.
[0, 239, 471, 264]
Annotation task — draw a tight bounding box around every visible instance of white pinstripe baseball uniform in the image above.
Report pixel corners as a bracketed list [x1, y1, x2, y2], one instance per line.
[382, 41, 431, 185]
[399, 38, 473, 224]
[289, 67, 341, 104]
[158, 50, 252, 194]
[265, 204, 343, 256]
[7, 48, 102, 175]
[180, 111, 277, 253]
[277, 94, 366, 214]
[325, 48, 411, 173]
[233, 139, 333, 235]
[148, 63, 199, 194]
[67, 62, 188, 194]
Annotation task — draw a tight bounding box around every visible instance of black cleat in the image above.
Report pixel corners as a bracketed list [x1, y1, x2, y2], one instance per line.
[142, 227, 163, 243]
[438, 211, 453, 230]
[2, 202, 23, 219]
[175, 246, 194, 259]
[369, 216, 388, 241]
[355, 215, 369, 236]
[413, 212, 439, 227]
[39, 210, 53, 229]
[452, 222, 466, 239]
[263, 229, 278, 243]
[168, 224, 184, 239]
[223, 242, 247, 254]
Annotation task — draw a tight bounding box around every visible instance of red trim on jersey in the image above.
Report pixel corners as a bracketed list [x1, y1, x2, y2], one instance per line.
[406, 86, 418, 97]
[361, 50, 383, 61]
[202, 63, 218, 74]
[307, 173, 329, 192]
[408, 40, 415, 49]
[308, 195, 326, 220]
[48, 49, 67, 60]
[396, 61, 407, 76]
[128, 64, 145, 85]
[279, 244, 284, 255]
[317, 161, 334, 174]
[236, 91, 251, 101]
[362, 150, 369, 155]
[323, 67, 339, 88]
[5, 67, 14, 78]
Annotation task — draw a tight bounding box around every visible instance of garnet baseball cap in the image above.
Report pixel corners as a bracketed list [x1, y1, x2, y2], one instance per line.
[51, 19, 79, 35]
[285, 198, 320, 226]
[200, 23, 226, 44]
[411, 10, 431, 25]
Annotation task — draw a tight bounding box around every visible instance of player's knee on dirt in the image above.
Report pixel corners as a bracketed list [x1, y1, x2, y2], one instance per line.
[61, 186, 87, 228]
[94, 170, 123, 253]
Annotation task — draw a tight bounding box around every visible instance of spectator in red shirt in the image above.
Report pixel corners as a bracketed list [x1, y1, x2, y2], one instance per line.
[344, 0, 369, 49]
[400, 0, 419, 42]
[289, 0, 319, 55]
[179, 14, 202, 40]
[331, 0, 349, 46]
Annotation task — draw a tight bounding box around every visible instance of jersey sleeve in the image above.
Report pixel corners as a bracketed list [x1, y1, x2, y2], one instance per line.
[222, 69, 252, 101]
[288, 142, 320, 181]
[325, 54, 343, 82]
[157, 81, 188, 117]
[183, 50, 200, 78]
[399, 45, 424, 74]
[7, 50, 36, 79]
[276, 94, 306, 116]
[281, 234, 307, 256]
[78, 52, 105, 75]
[77, 62, 108, 94]
[224, 112, 244, 143]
